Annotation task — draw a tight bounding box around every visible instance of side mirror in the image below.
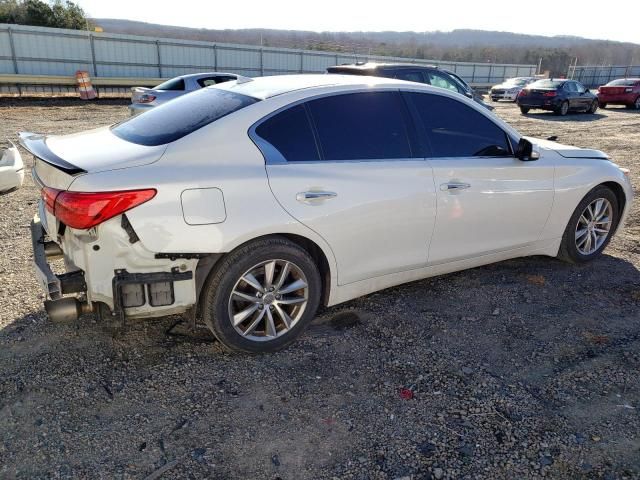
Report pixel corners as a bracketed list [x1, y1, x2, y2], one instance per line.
[515, 138, 540, 161]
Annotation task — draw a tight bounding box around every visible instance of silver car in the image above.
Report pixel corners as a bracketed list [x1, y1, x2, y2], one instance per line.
[129, 72, 238, 115]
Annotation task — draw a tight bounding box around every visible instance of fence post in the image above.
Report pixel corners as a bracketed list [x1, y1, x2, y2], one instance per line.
[155, 40, 162, 78]
[7, 26, 21, 95]
[89, 34, 97, 77]
[471, 64, 476, 83]
[299, 50, 304, 73]
[213, 44, 218, 70]
[335, 53, 339, 66]
[260, 47, 264, 76]
[487, 64, 492, 84]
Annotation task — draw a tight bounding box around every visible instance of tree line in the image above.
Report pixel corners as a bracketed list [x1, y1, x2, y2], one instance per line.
[0, 0, 89, 30]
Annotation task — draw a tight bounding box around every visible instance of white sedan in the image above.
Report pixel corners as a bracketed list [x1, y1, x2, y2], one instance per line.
[490, 77, 537, 101]
[0, 141, 25, 193]
[23, 75, 632, 352]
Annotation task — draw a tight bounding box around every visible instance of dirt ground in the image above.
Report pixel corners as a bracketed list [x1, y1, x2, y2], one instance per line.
[0, 97, 639, 480]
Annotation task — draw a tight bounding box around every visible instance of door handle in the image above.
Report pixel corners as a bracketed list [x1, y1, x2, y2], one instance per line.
[296, 191, 338, 203]
[440, 182, 471, 192]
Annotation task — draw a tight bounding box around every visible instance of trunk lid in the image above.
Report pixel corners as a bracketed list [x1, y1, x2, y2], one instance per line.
[599, 86, 627, 95]
[131, 86, 152, 103]
[20, 128, 167, 190]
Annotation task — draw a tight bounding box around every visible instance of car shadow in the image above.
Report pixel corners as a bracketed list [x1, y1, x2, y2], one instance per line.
[523, 111, 607, 122]
[602, 107, 640, 114]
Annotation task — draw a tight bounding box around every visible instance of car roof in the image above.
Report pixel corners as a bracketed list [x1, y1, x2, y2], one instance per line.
[214, 74, 428, 99]
[329, 62, 439, 71]
[175, 72, 238, 80]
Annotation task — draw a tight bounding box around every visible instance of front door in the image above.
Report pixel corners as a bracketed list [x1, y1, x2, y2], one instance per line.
[404, 91, 555, 264]
[253, 91, 437, 285]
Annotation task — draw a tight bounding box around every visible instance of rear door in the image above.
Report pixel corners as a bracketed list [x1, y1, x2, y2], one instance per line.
[256, 90, 437, 285]
[404, 91, 555, 264]
[573, 81, 591, 109]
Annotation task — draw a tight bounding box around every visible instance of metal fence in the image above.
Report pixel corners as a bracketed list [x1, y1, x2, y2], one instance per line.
[570, 65, 640, 88]
[0, 23, 537, 94]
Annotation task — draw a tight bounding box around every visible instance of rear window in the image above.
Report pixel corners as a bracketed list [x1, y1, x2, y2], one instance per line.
[154, 78, 186, 91]
[606, 79, 638, 86]
[529, 80, 563, 89]
[112, 88, 259, 146]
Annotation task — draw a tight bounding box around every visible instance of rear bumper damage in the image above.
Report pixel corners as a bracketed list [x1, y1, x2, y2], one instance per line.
[31, 212, 199, 323]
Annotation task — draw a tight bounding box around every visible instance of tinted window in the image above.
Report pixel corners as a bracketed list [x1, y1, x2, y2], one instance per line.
[606, 79, 638, 86]
[394, 71, 425, 83]
[112, 88, 259, 146]
[255, 105, 319, 161]
[531, 79, 564, 89]
[564, 82, 577, 92]
[407, 92, 510, 158]
[154, 78, 186, 91]
[307, 92, 412, 160]
[427, 72, 462, 93]
[575, 82, 586, 93]
[197, 76, 236, 88]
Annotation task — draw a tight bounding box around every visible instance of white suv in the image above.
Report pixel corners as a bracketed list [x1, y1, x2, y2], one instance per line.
[25, 74, 632, 352]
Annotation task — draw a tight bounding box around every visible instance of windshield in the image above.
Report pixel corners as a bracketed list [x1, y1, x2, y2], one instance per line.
[112, 88, 259, 146]
[528, 79, 563, 89]
[606, 79, 638, 86]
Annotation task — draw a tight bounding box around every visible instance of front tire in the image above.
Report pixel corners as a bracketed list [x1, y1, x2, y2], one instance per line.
[588, 100, 599, 114]
[626, 97, 640, 110]
[558, 186, 619, 264]
[519, 106, 530, 114]
[201, 237, 322, 353]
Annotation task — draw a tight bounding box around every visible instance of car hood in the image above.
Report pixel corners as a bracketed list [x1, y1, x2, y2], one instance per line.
[526, 136, 609, 159]
[493, 83, 519, 90]
[20, 127, 167, 175]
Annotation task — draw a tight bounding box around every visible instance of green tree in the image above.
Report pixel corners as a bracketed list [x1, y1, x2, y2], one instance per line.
[0, 0, 90, 29]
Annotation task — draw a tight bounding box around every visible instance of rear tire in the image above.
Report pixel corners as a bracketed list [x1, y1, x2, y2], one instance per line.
[519, 106, 530, 114]
[599, 102, 607, 109]
[557, 185, 619, 264]
[554, 101, 569, 116]
[201, 237, 322, 353]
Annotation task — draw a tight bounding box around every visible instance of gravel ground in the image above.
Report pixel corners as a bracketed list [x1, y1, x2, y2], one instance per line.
[0, 97, 639, 480]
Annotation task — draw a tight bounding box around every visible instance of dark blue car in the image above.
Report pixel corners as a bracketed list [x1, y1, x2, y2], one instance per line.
[517, 79, 599, 116]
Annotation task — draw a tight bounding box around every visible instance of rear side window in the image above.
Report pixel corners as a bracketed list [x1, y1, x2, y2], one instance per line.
[427, 72, 462, 93]
[394, 71, 426, 83]
[307, 92, 412, 160]
[154, 78, 186, 91]
[197, 76, 236, 88]
[606, 79, 638, 86]
[407, 92, 510, 158]
[112, 88, 259, 146]
[255, 105, 319, 161]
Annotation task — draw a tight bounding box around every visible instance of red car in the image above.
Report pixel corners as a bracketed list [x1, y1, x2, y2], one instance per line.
[597, 78, 640, 109]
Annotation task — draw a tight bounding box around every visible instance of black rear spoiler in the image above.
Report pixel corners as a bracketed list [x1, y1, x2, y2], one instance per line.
[18, 132, 86, 176]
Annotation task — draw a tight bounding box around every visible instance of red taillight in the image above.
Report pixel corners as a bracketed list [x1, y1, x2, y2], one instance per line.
[137, 94, 156, 104]
[518, 90, 528, 97]
[47, 189, 156, 230]
[543, 91, 557, 97]
[41, 186, 61, 214]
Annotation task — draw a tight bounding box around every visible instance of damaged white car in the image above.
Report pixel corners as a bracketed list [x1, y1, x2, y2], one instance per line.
[0, 141, 25, 193]
[25, 75, 633, 353]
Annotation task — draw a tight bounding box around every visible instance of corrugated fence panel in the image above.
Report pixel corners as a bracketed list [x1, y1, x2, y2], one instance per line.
[264, 50, 301, 73]
[0, 23, 538, 86]
[573, 64, 640, 87]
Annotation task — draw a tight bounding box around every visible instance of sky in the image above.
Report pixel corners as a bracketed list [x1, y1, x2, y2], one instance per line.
[74, 0, 639, 44]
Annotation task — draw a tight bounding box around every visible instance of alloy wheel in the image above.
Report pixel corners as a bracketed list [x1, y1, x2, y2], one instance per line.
[635, 97, 640, 109]
[228, 259, 309, 341]
[575, 198, 613, 255]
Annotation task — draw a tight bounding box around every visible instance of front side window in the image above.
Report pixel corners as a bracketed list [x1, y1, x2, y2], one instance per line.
[427, 72, 462, 94]
[112, 88, 259, 146]
[306, 91, 412, 160]
[575, 82, 586, 93]
[153, 77, 186, 91]
[406, 92, 510, 158]
[254, 104, 319, 162]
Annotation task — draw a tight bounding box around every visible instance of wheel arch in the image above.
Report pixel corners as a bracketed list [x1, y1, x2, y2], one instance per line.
[600, 181, 627, 233]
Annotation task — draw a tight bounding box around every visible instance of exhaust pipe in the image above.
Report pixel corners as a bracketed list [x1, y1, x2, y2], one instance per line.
[44, 298, 94, 323]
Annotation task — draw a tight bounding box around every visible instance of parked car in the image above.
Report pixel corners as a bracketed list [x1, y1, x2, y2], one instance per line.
[490, 77, 537, 102]
[0, 141, 24, 193]
[129, 72, 238, 115]
[327, 62, 494, 110]
[517, 79, 599, 116]
[24, 75, 632, 353]
[597, 78, 640, 109]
